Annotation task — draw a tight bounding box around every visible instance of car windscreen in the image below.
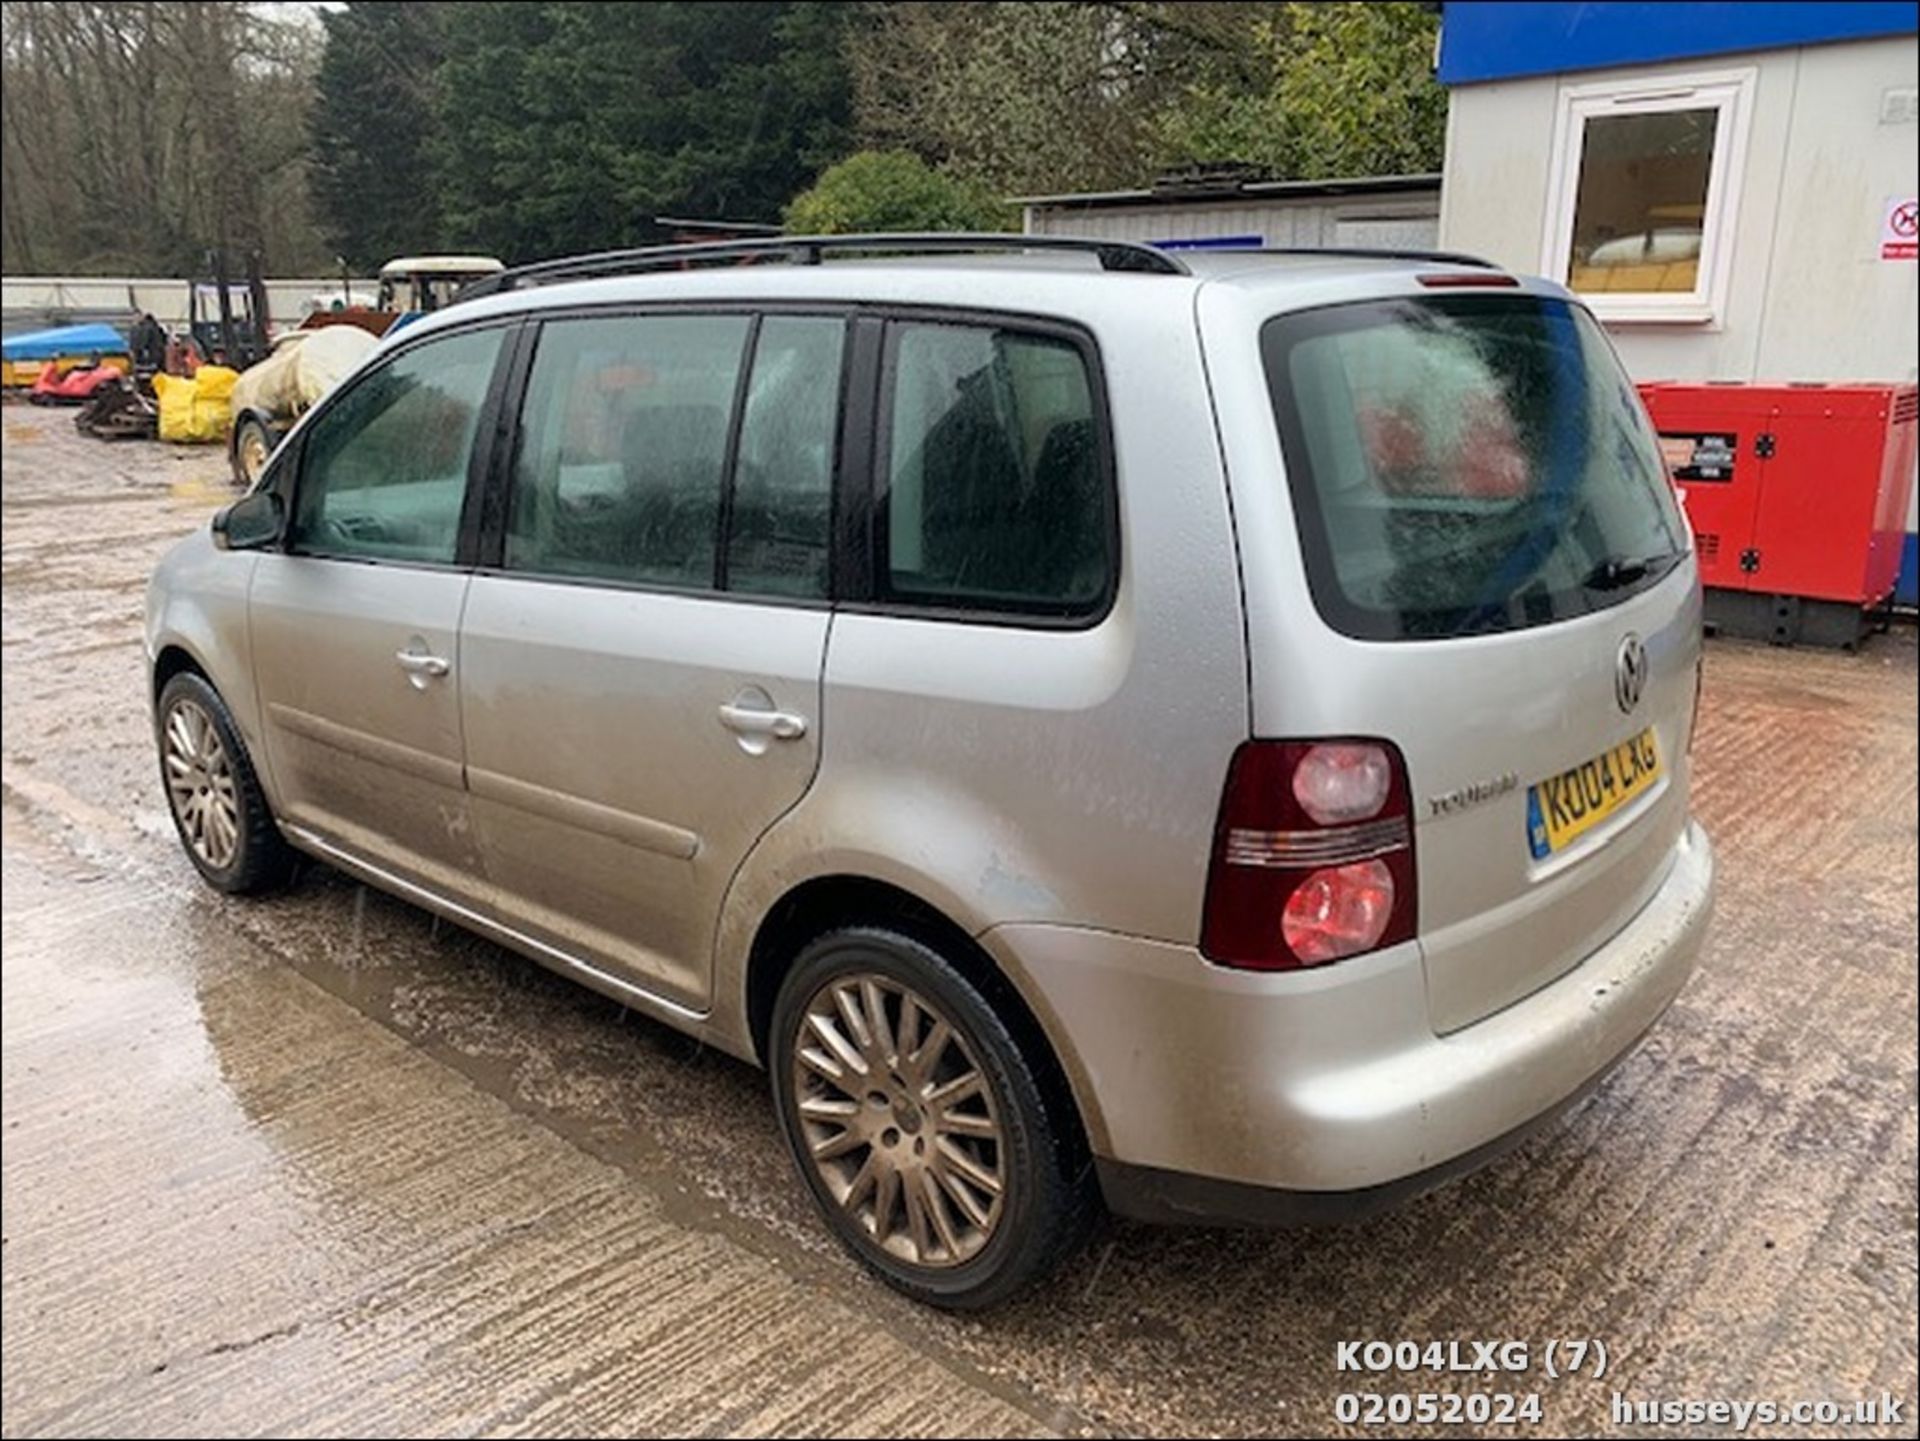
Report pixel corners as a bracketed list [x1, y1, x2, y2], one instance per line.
[1261, 293, 1688, 641]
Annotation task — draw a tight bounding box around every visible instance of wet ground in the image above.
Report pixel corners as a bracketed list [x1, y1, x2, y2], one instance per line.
[2, 401, 1915, 1438]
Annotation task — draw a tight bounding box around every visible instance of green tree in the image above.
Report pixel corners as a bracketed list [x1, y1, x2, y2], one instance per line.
[1156, 3, 1446, 179]
[432, 2, 856, 262]
[784, 150, 1011, 234]
[310, 2, 447, 271]
[844, 2, 1445, 196]
[850, 2, 1259, 196]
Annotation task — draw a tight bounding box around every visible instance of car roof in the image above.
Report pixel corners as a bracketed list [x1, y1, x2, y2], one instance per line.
[395, 245, 1567, 348]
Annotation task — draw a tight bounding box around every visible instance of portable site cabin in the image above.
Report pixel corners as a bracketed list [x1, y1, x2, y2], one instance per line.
[1434, 0, 1920, 608]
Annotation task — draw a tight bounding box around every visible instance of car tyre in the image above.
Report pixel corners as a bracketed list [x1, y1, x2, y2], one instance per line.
[156, 671, 294, 894]
[770, 925, 1097, 1310]
[231, 413, 277, 488]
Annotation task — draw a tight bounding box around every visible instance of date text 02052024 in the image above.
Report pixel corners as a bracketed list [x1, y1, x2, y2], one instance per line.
[1335, 1393, 1546, 1427]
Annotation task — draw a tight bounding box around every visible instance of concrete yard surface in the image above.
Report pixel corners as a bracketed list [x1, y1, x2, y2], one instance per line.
[2, 402, 1915, 1437]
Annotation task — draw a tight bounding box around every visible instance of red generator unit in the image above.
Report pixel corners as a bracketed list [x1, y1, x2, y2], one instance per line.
[1637, 380, 1919, 648]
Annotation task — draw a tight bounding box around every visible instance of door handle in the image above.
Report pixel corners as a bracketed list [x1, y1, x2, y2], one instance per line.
[395, 650, 451, 678]
[717, 702, 807, 740]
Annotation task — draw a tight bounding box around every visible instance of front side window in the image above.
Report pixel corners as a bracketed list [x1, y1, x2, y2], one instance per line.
[1263, 294, 1689, 641]
[879, 322, 1109, 617]
[506, 314, 750, 589]
[1546, 70, 1752, 322]
[290, 325, 505, 564]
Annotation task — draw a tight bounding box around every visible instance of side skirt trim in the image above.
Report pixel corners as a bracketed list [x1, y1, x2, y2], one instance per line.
[284, 822, 711, 1026]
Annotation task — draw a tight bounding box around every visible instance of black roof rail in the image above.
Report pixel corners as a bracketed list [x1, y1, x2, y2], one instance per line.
[1233, 245, 1503, 270]
[460, 232, 1191, 298]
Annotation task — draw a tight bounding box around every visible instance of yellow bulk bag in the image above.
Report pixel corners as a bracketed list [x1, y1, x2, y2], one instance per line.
[151, 371, 196, 443]
[151, 366, 240, 444]
[189, 365, 239, 442]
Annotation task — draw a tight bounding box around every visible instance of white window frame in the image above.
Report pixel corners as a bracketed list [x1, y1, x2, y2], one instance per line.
[1540, 67, 1756, 325]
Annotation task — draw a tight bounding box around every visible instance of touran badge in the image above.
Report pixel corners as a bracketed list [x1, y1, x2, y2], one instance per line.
[1615, 633, 1649, 714]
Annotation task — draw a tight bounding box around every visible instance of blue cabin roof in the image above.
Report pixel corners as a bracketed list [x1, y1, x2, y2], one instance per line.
[1439, 2, 1919, 86]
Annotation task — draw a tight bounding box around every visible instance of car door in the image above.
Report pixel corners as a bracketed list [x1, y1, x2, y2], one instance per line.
[457, 310, 842, 1010]
[249, 321, 512, 904]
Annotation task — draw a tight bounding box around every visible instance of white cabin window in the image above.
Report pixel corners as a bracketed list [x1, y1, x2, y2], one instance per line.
[1542, 68, 1755, 324]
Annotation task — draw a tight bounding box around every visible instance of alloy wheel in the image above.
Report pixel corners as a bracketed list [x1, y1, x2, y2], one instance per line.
[163, 699, 240, 870]
[790, 972, 1006, 1268]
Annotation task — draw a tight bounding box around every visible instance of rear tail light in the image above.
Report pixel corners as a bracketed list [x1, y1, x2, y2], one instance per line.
[1292, 742, 1392, 823]
[1201, 739, 1417, 970]
[1282, 858, 1396, 963]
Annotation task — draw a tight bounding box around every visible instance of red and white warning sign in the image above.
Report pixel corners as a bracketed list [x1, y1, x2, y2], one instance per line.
[1882, 196, 1918, 261]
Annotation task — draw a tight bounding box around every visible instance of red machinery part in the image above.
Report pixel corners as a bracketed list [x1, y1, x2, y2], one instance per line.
[51, 364, 125, 401]
[28, 363, 126, 406]
[1638, 380, 1919, 608]
[28, 365, 64, 401]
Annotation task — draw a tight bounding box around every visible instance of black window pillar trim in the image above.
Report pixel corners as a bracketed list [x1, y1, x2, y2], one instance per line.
[261, 430, 304, 552]
[466, 320, 538, 572]
[833, 315, 884, 605]
[713, 315, 764, 593]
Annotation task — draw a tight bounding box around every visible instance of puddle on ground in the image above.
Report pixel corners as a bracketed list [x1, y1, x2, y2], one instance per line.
[168, 472, 239, 506]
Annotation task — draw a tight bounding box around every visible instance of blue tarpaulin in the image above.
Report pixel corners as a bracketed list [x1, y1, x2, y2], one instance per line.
[2, 323, 129, 362]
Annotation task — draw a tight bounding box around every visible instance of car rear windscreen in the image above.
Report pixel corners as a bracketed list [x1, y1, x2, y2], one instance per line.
[1261, 293, 1688, 640]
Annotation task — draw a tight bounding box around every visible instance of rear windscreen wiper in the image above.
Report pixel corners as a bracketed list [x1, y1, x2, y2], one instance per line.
[1581, 551, 1684, 591]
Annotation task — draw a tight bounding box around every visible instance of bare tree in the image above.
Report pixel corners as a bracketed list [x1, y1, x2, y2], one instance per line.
[1, 1, 325, 275]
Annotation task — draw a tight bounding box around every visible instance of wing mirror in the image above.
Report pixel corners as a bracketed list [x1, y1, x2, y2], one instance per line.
[212, 490, 285, 551]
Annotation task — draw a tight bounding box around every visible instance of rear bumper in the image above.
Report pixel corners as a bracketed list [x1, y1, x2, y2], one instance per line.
[986, 819, 1713, 1220]
[1093, 1009, 1658, 1225]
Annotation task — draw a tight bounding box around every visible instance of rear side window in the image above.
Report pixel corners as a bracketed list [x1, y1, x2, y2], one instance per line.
[506, 313, 750, 588]
[1263, 294, 1687, 640]
[878, 322, 1110, 618]
[726, 316, 845, 599]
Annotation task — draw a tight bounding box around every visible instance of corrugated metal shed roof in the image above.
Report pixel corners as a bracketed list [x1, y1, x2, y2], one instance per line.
[1014, 173, 1443, 210]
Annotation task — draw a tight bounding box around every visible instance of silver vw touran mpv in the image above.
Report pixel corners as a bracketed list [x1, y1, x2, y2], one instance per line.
[147, 234, 1715, 1308]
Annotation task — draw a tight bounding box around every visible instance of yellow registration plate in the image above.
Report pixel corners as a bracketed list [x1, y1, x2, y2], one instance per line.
[1526, 729, 1663, 859]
